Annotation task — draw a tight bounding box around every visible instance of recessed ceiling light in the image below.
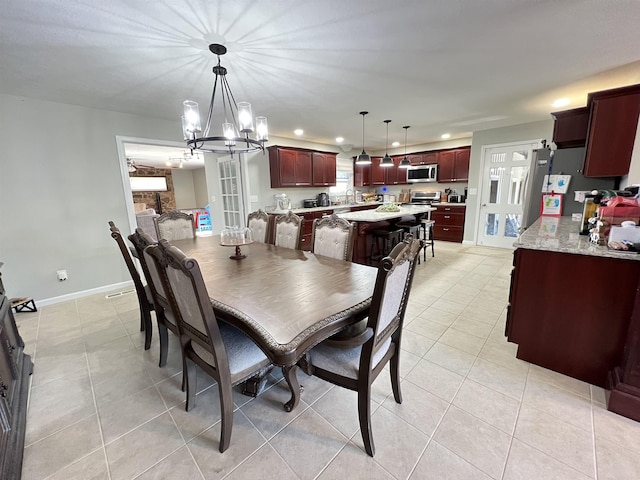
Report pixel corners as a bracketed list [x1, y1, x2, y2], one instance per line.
[552, 98, 570, 108]
[392, 141, 400, 147]
[294, 129, 304, 136]
[441, 133, 451, 139]
[335, 136, 344, 143]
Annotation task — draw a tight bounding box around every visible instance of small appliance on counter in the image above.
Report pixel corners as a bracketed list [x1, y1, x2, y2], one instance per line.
[317, 192, 330, 207]
[274, 193, 291, 211]
[303, 199, 318, 208]
[448, 194, 465, 203]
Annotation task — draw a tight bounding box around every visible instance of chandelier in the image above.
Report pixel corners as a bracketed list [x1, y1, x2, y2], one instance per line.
[181, 44, 268, 156]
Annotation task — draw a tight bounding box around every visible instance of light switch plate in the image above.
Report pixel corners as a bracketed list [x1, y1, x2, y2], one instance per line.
[469, 188, 477, 195]
[250, 195, 259, 202]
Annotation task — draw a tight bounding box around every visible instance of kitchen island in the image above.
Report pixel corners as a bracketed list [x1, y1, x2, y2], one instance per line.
[336, 204, 436, 265]
[507, 216, 640, 390]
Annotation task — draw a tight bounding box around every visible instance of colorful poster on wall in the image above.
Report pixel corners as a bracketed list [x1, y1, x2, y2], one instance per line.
[541, 194, 563, 216]
[541, 175, 571, 194]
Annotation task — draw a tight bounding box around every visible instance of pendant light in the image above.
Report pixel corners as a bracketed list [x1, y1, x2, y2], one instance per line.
[380, 119, 394, 167]
[399, 125, 411, 168]
[355, 111, 371, 165]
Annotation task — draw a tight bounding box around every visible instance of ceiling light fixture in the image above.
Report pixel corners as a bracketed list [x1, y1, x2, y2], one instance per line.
[336, 136, 344, 143]
[181, 43, 268, 157]
[294, 129, 304, 136]
[399, 126, 411, 169]
[380, 120, 394, 168]
[552, 97, 570, 108]
[392, 141, 400, 147]
[441, 133, 451, 139]
[355, 111, 371, 165]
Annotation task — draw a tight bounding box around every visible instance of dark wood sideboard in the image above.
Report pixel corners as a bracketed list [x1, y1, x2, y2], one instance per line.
[0, 269, 33, 479]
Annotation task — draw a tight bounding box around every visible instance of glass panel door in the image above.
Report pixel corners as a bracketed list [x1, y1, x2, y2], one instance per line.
[218, 157, 245, 229]
[477, 143, 536, 248]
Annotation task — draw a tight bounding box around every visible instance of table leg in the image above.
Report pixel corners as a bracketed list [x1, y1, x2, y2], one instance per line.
[282, 365, 304, 412]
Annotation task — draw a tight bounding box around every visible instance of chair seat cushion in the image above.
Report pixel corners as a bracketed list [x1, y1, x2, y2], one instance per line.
[192, 322, 270, 383]
[307, 337, 391, 380]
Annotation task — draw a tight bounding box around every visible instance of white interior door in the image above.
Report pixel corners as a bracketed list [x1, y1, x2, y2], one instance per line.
[217, 156, 247, 229]
[477, 142, 537, 248]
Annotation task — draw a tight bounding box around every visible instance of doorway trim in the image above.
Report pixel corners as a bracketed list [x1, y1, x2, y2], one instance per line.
[473, 138, 543, 246]
[115, 135, 189, 234]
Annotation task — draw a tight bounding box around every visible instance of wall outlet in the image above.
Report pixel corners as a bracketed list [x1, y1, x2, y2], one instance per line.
[57, 269, 68, 281]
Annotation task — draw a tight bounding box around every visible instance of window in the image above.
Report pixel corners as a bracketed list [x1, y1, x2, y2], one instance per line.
[129, 176, 168, 192]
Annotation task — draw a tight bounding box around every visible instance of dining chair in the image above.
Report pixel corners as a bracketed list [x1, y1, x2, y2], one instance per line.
[149, 239, 271, 453]
[247, 209, 272, 243]
[273, 210, 303, 249]
[128, 228, 178, 367]
[108, 221, 153, 350]
[300, 235, 423, 457]
[311, 213, 355, 261]
[154, 210, 196, 241]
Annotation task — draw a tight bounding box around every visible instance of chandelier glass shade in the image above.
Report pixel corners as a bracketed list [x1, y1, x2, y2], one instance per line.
[181, 44, 268, 156]
[399, 125, 411, 168]
[380, 119, 393, 168]
[355, 111, 371, 165]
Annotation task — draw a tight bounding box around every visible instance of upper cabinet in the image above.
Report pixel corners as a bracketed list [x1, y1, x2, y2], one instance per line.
[551, 84, 640, 178]
[269, 146, 336, 187]
[312, 152, 337, 186]
[551, 107, 589, 149]
[354, 146, 470, 186]
[437, 147, 470, 183]
[584, 86, 640, 177]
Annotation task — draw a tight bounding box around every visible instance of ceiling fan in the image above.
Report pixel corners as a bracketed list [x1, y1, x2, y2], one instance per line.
[126, 158, 155, 173]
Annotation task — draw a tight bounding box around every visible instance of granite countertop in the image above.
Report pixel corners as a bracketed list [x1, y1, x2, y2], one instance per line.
[271, 202, 382, 215]
[515, 216, 640, 261]
[336, 204, 436, 222]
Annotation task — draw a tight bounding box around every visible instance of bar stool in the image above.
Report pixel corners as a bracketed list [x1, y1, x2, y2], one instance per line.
[368, 228, 404, 265]
[420, 219, 435, 261]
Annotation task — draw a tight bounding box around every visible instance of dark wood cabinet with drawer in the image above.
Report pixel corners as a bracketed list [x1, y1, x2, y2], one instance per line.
[431, 205, 466, 242]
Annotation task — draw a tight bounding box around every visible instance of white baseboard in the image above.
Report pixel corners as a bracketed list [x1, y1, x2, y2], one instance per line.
[36, 281, 134, 307]
[462, 240, 475, 245]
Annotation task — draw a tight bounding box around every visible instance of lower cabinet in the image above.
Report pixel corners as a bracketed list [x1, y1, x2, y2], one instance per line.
[431, 205, 466, 242]
[0, 294, 33, 479]
[507, 248, 640, 387]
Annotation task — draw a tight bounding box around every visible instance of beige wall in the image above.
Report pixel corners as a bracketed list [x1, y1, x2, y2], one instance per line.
[0, 94, 181, 302]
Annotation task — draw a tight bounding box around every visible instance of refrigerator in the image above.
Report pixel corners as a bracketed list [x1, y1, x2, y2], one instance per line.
[522, 147, 617, 230]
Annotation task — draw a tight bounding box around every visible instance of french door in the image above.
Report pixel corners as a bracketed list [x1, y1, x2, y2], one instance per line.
[217, 156, 247, 229]
[476, 142, 537, 248]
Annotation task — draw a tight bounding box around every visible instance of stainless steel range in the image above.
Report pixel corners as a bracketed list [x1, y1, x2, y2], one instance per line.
[409, 191, 441, 204]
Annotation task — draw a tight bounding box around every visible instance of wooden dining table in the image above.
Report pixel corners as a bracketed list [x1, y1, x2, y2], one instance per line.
[170, 234, 377, 410]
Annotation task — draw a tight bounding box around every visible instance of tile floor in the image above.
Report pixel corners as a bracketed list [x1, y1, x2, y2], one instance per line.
[16, 242, 640, 479]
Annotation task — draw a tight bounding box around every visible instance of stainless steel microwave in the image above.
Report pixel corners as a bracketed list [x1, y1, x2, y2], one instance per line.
[406, 164, 438, 183]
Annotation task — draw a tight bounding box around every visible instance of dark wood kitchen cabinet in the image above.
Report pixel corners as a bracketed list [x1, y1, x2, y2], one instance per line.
[437, 147, 470, 183]
[0, 293, 33, 479]
[607, 281, 640, 422]
[369, 157, 386, 186]
[551, 107, 589, 148]
[431, 205, 465, 242]
[311, 152, 337, 187]
[269, 146, 312, 187]
[551, 83, 640, 177]
[583, 86, 640, 177]
[354, 160, 371, 187]
[507, 248, 640, 387]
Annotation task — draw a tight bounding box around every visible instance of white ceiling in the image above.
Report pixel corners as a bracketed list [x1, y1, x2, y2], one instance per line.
[2, 0, 640, 157]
